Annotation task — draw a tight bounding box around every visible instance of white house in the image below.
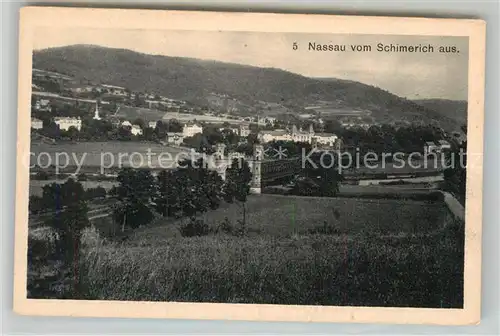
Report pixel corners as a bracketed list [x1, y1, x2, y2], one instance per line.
[121, 120, 132, 127]
[314, 133, 339, 147]
[148, 121, 158, 129]
[31, 118, 43, 130]
[220, 124, 250, 138]
[34, 99, 51, 112]
[54, 117, 82, 131]
[259, 124, 337, 147]
[182, 123, 203, 137]
[131, 125, 143, 136]
[101, 84, 127, 96]
[239, 124, 250, 137]
[259, 129, 292, 143]
[438, 140, 451, 151]
[166, 132, 184, 145]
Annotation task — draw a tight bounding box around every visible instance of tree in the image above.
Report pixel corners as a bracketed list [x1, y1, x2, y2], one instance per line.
[154, 158, 224, 221]
[182, 133, 214, 154]
[113, 168, 156, 232]
[41, 178, 90, 286]
[246, 133, 260, 146]
[289, 177, 321, 196]
[202, 126, 224, 145]
[133, 118, 146, 129]
[220, 129, 239, 146]
[154, 169, 182, 217]
[165, 119, 183, 133]
[324, 119, 344, 135]
[444, 140, 467, 204]
[155, 120, 167, 139]
[223, 159, 252, 230]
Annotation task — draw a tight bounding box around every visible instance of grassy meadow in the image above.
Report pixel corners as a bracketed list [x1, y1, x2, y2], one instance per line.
[127, 194, 447, 242]
[29, 194, 464, 308]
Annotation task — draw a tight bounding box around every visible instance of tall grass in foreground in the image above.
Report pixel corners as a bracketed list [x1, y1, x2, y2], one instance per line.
[75, 220, 464, 308]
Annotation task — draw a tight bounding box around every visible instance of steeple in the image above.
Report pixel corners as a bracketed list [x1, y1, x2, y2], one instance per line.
[292, 125, 298, 135]
[93, 102, 101, 120]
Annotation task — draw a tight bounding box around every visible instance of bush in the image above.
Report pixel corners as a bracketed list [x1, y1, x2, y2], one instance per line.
[179, 218, 210, 237]
[28, 235, 55, 263]
[216, 217, 234, 234]
[308, 220, 341, 235]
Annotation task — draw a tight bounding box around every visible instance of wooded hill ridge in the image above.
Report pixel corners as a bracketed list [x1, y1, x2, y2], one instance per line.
[33, 44, 466, 131]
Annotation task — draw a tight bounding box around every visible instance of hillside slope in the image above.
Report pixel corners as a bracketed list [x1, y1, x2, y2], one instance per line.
[33, 44, 461, 130]
[413, 99, 467, 125]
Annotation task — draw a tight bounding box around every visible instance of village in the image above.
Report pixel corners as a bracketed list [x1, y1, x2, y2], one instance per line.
[30, 67, 459, 158]
[27, 52, 467, 310]
[30, 68, 347, 150]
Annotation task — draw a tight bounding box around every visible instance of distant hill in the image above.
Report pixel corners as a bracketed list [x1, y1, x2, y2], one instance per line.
[413, 99, 467, 126]
[33, 44, 461, 130]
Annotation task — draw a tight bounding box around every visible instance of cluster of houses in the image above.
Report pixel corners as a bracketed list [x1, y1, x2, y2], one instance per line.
[31, 102, 341, 149]
[259, 124, 339, 147]
[31, 116, 83, 131]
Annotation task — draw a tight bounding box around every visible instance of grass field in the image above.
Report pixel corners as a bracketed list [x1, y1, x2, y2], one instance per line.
[29, 194, 464, 307]
[128, 194, 447, 242]
[30, 141, 189, 168]
[162, 112, 248, 124]
[115, 106, 167, 122]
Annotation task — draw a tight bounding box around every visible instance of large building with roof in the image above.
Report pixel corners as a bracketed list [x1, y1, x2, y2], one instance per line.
[258, 124, 338, 147]
[182, 123, 203, 137]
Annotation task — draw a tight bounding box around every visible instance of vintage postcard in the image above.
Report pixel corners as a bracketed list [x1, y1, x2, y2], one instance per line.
[14, 7, 485, 324]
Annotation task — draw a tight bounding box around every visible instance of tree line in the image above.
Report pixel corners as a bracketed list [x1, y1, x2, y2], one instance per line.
[29, 157, 253, 268]
[322, 120, 447, 154]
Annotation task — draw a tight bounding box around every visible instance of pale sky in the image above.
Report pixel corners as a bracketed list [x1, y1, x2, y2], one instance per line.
[33, 28, 469, 100]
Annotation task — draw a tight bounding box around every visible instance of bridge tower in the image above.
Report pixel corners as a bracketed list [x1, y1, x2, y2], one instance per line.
[250, 144, 263, 194]
[214, 143, 227, 181]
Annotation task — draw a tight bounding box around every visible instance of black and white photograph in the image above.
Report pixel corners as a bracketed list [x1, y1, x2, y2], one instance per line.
[14, 8, 486, 324]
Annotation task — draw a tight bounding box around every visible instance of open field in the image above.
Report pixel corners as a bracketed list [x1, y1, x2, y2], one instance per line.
[30, 141, 189, 169]
[162, 112, 249, 125]
[128, 194, 447, 242]
[313, 107, 371, 116]
[71, 194, 462, 307]
[29, 194, 463, 307]
[115, 106, 168, 122]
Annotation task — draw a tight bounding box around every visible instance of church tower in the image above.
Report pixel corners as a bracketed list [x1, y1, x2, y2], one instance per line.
[250, 144, 263, 194]
[214, 143, 227, 180]
[309, 123, 314, 134]
[93, 102, 101, 120]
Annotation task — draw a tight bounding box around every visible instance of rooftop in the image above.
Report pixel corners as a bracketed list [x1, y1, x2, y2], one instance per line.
[315, 132, 337, 137]
[101, 84, 126, 89]
[261, 130, 288, 136]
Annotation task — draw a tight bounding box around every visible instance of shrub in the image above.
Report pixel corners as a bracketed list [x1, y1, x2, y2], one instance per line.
[179, 218, 210, 237]
[28, 235, 55, 263]
[216, 217, 234, 234]
[308, 220, 341, 235]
